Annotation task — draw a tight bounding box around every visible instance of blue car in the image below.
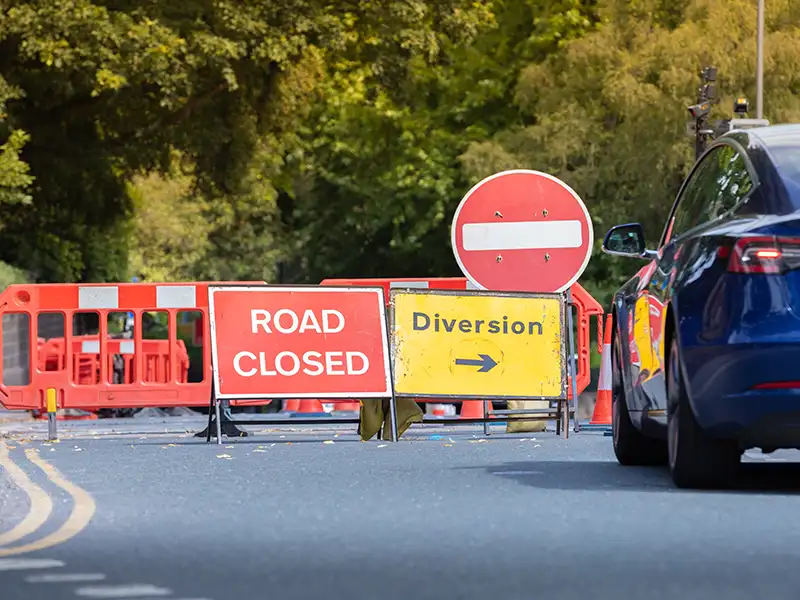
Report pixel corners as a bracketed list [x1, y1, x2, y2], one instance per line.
[602, 123, 800, 489]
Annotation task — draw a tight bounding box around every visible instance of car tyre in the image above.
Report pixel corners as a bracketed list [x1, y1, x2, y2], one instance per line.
[611, 332, 667, 466]
[667, 338, 739, 489]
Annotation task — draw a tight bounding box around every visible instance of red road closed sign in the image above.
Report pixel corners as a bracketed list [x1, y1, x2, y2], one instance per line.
[208, 286, 392, 399]
[451, 169, 593, 293]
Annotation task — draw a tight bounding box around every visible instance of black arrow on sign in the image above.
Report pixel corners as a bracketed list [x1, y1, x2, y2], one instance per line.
[454, 354, 498, 373]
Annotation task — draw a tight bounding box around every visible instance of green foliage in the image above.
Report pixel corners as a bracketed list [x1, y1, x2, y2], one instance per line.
[0, 75, 33, 206]
[0, 0, 490, 282]
[461, 0, 800, 306]
[127, 165, 211, 283]
[282, 0, 599, 283]
[0, 129, 33, 206]
[2, 0, 800, 318]
[0, 260, 29, 290]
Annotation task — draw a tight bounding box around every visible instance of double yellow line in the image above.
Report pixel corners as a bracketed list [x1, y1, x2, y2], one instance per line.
[0, 442, 96, 556]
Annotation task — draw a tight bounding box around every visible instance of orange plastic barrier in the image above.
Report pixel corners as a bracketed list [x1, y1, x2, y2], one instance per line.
[568, 283, 604, 401]
[0, 282, 262, 412]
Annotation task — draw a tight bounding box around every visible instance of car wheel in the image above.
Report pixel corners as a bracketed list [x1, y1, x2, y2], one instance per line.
[667, 338, 739, 489]
[611, 332, 667, 466]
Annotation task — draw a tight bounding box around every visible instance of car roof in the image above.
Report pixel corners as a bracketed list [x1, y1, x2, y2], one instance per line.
[719, 124, 800, 213]
[719, 123, 800, 154]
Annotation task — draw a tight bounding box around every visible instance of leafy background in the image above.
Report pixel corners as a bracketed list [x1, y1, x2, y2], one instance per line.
[1, 0, 799, 311]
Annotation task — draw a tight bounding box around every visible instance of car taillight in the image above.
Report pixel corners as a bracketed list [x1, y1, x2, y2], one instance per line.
[725, 236, 800, 274]
[751, 381, 800, 390]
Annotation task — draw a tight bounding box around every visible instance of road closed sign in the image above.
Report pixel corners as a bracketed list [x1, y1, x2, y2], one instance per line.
[390, 289, 566, 400]
[209, 286, 392, 399]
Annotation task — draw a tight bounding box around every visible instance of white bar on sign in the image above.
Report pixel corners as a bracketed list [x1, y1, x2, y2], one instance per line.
[78, 286, 119, 310]
[461, 220, 582, 251]
[466, 280, 481, 290]
[119, 341, 135, 355]
[389, 281, 429, 289]
[156, 285, 196, 309]
[81, 340, 100, 354]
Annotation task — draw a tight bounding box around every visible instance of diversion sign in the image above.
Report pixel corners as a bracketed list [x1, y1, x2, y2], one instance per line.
[390, 288, 566, 400]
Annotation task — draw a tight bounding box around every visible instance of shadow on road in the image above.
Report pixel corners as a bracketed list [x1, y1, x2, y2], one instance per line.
[476, 460, 800, 495]
[135, 436, 366, 447]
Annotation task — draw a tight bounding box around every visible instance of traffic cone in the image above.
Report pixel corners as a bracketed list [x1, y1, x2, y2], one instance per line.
[295, 399, 327, 416]
[331, 400, 361, 412]
[461, 399, 490, 419]
[426, 403, 447, 417]
[589, 315, 613, 426]
[282, 399, 300, 412]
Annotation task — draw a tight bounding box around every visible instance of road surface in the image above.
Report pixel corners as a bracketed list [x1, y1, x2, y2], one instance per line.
[1, 416, 800, 600]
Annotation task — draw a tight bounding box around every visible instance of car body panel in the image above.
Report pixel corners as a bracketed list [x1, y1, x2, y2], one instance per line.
[609, 124, 800, 449]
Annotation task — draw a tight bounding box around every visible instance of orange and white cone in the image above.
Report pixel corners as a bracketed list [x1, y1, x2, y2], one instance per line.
[282, 399, 300, 413]
[460, 399, 490, 419]
[427, 403, 448, 417]
[589, 315, 613, 426]
[295, 399, 327, 415]
[331, 400, 361, 412]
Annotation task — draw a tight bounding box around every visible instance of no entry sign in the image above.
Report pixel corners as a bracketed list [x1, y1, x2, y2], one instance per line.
[451, 170, 593, 293]
[208, 286, 392, 399]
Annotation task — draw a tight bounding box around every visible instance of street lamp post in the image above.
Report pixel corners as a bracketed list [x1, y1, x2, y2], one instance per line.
[756, 0, 765, 119]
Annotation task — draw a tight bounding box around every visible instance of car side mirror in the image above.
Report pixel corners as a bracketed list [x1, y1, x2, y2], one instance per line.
[602, 223, 656, 259]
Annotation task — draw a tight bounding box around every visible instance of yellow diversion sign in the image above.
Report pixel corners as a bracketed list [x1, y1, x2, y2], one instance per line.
[390, 289, 566, 399]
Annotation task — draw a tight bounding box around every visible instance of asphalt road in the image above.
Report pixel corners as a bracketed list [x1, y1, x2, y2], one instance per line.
[2, 416, 800, 600]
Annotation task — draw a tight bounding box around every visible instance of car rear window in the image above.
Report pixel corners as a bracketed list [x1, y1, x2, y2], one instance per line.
[766, 144, 800, 207]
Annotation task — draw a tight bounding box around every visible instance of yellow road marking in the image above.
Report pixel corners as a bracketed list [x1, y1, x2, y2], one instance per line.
[0, 444, 54, 547]
[0, 447, 96, 557]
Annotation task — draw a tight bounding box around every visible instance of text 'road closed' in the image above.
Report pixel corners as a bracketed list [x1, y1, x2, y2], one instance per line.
[210, 287, 392, 399]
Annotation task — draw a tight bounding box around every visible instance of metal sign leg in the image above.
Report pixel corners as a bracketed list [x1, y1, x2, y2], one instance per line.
[566, 288, 581, 433]
[204, 388, 215, 443]
[388, 395, 399, 443]
[385, 305, 401, 443]
[214, 395, 223, 446]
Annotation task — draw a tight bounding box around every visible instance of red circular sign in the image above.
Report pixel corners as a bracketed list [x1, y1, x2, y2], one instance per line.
[451, 170, 593, 293]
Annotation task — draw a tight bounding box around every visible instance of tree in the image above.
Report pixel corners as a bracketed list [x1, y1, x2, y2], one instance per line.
[461, 0, 800, 304]
[0, 0, 492, 282]
[127, 162, 211, 283]
[280, 0, 599, 283]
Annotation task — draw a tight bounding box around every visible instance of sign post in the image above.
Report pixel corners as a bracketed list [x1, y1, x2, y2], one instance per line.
[207, 285, 396, 443]
[450, 169, 594, 435]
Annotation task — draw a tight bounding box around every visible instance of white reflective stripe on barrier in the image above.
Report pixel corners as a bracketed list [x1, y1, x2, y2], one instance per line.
[78, 287, 119, 310]
[156, 285, 196, 308]
[119, 341, 135, 355]
[81, 340, 100, 354]
[389, 281, 429, 289]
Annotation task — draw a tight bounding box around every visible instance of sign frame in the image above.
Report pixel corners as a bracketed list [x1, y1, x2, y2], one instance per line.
[388, 287, 568, 401]
[208, 284, 394, 401]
